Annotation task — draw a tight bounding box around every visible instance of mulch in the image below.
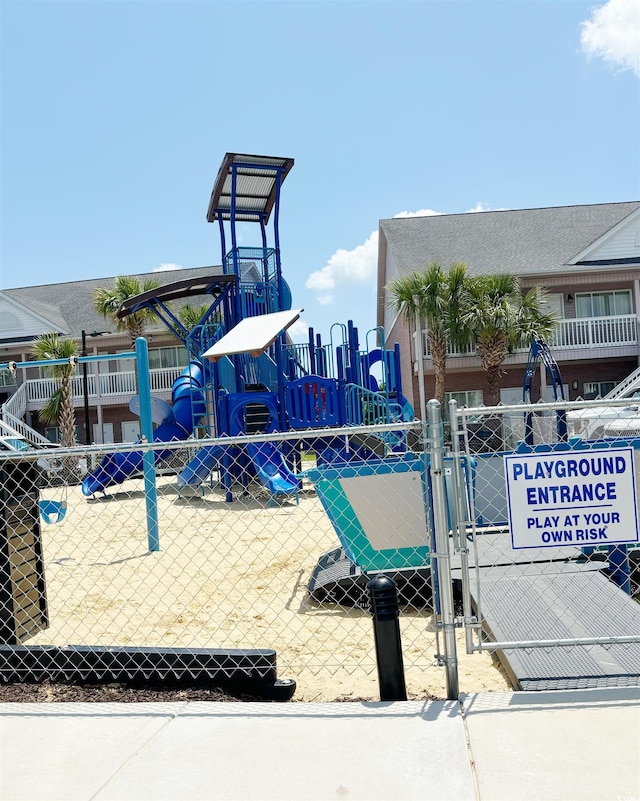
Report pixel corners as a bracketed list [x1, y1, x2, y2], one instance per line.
[0, 679, 262, 703]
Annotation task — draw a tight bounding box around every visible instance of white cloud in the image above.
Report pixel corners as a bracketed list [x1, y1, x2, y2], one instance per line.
[580, 0, 640, 76]
[305, 205, 508, 305]
[305, 230, 379, 296]
[392, 208, 443, 219]
[305, 210, 443, 303]
[287, 317, 310, 341]
[154, 262, 183, 272]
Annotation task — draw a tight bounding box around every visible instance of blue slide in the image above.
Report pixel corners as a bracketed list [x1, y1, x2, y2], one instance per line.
[82, 361, 207, 496]
[177, 444, 226, 489]
[246, 441, 300, 502]
[178, 440, 299, 501]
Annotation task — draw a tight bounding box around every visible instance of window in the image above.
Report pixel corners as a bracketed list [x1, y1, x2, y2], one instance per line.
[445, 390, 484, 408]
[148, 346, 188, 370]
[98, 358, 135, 374]
[583, 381, 616, 400]
[0, 310, 23, 331]
[45, 427, 60, 444]
[0, 369, 16, 388]
[575, 291, 632, 318]
[541, 293, 564, 317]
[45, 426, 80, 443]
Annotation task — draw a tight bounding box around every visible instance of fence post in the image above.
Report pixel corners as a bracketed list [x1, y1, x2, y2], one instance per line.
[427, 399, 459, 700]
[449, 399, 476, 655]
[135, 337, 160, 552]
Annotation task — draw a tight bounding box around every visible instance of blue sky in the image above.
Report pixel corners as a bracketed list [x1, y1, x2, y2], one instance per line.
[1, 0, 638, 346]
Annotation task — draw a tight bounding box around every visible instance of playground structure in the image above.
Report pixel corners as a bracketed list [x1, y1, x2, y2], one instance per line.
[81, 153, 414, 504]
[2, 154, 639, 700]
[522, 339, 567, 445]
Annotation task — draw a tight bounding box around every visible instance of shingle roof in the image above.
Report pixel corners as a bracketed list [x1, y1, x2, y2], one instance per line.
[379, 202, 640, 278]
[2, 265, 223, 338]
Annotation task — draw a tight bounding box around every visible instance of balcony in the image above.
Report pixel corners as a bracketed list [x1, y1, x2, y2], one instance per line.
[22, 366, 185, 411]
[549, 315, 638, 349]
[420, 314, 639, 360]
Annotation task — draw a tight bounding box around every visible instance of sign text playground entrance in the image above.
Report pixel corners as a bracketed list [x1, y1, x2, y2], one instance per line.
[504, 447, 640, 550]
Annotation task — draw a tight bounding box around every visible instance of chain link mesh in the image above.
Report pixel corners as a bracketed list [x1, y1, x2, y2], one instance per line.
[0, 423, 506, 700]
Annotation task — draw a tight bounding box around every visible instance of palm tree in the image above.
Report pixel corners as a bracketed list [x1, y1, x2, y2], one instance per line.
[388, 262, 471, 408]
[171, 302, 224, 355]
[31, 333, 78, 448]
[464, 274, 557, 406]
[177, 303, 212, 331]
[94, 275, 160, 347]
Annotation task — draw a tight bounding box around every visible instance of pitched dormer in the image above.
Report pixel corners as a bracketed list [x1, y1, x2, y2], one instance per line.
[0, 292, 68, 342]
[569, 207, 640, 266]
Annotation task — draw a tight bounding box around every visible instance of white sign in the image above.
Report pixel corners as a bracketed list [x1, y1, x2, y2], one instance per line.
[504, 447, 639, 550]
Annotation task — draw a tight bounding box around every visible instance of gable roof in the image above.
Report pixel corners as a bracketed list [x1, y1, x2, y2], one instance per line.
[0, 293, 70, 336]
[379, 202, 640, 279]
[1, 265, 223, 341]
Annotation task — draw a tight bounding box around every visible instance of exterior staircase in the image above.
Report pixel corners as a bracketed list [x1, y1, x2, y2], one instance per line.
[1, 384, 54, 447]
[603, 365, 640, 401]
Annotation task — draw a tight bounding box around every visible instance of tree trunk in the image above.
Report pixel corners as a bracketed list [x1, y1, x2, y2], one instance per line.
[429, 334, 448, 408]
[58, 374, 78, 482]
[476, 334, 508, 407]
[128, 318, 145, 348]
[58, 375, 77, 448]
[485, 366, 503, 407]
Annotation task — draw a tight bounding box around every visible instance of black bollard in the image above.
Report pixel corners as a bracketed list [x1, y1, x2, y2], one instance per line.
[367, 575, 407, 701]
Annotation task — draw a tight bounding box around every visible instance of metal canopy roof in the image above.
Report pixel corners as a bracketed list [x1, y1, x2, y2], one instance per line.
[117, 272, 235, 318]
[206, 153, 294, 224]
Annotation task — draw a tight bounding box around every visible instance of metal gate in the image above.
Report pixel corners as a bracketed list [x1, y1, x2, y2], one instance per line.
[447, 397, 640, 691]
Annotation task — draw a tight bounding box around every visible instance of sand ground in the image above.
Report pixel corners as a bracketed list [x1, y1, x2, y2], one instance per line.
[29, 473, 511, 702]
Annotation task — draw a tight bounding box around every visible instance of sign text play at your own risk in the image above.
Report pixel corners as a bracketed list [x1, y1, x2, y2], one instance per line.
[504, 447, 640, 550]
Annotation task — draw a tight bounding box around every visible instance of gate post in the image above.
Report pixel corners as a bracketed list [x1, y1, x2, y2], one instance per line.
[427, 399, 459, 700]
[449, 399, 476, 655]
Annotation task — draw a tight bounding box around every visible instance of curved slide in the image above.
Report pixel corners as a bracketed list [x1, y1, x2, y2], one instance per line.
[82, 361, 207, 496]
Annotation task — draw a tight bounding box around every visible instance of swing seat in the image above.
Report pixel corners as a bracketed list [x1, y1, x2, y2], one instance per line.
[39, 500, 67, 525]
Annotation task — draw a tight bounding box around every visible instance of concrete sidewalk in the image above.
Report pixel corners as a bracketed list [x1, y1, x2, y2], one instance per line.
[1, 688, 639, 801]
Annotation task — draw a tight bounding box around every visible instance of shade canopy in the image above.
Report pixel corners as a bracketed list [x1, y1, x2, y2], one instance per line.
[206, 153, 295, 224]
[117, 273, 233, 318]
[202, 309, 303, 361]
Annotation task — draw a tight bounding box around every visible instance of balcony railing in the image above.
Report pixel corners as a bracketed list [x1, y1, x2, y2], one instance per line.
[23, 366, 185, 408]
[549, 314, 638, 349]
[419, 314, 639, 359]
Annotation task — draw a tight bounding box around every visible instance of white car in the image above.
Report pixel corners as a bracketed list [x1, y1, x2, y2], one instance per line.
[567, 391, 640, 440]
[0, 436, 33, 452]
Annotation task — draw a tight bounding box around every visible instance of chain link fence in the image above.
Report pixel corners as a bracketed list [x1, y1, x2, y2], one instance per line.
[0, 422, 507, 701]
[451, 397, 640, 691]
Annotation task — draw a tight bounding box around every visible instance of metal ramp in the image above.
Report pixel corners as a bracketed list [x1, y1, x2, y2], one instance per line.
[480, 568, 640, 690]
[452, 531, 640, 690]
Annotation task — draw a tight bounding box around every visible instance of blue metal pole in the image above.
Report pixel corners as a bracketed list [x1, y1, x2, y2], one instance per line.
[273, 168, 284, 309]
[0, 352, 136, 372]
[135, 337, 160, 552]
[218, 217, 227, 269]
